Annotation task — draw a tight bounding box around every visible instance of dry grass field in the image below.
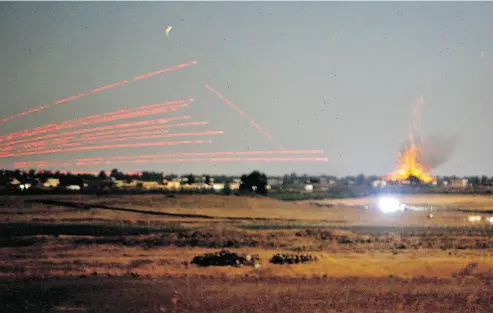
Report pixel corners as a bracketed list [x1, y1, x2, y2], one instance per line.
[1, 193, 493, 312]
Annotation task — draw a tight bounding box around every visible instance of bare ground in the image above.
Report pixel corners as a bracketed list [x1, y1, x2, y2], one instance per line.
[1, 275, 492, 313]
[2, 194, 493, 312]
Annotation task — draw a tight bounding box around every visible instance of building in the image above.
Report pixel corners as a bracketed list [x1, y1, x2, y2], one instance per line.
[267, 178, 283, 188]
[43, 178, 60, 188]
[229, 182, 240, 190]
[212, 183, 225, 191]
[165, 180, 181, 190]
[372, 180, 387, 188]
[450, 179, 468, 188]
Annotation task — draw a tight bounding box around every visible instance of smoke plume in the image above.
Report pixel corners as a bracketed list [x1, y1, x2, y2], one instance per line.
[400, 133, 461, 170]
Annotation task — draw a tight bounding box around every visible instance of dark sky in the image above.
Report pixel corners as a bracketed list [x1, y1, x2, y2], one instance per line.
[0, 2, 492, 176]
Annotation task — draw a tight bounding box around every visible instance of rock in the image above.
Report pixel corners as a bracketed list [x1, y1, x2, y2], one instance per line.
[191, 250, 261, 267]
[269, 253, 318, 265]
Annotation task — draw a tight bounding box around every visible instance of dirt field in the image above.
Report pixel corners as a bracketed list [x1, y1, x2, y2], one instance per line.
[303, 194, 493, 211]
[2, 275, 492, 313]
[1, 194, 493, 312]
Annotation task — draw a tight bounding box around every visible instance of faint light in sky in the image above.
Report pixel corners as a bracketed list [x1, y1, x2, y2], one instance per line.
[165, 26, 172, 36]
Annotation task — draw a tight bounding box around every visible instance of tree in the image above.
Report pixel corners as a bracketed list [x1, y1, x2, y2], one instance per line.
[167, 173, 178, 180]
[110, 168, 123, 180]
[205, 175, 212, 185]
[408, 175, 421, 185]
[240, 174, 248, 191]
[186, 174, 196, 185]
[301, 174, 309, 183]
[356, 174, 366, 185]
[468, 176, 480, 186]
[480, 175, 490, 186]
[59, 175, 84, 188]
[240, 171, 268, 195]
[214, 175, 227, 183]
[141, 171, 152, 181]
[223, 181, 232, 195]
[98, 170, 107, 179]
[13, 169, 21, 180]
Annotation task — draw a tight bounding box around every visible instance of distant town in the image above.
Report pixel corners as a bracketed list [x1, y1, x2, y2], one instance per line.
[1, 168, 492, 199]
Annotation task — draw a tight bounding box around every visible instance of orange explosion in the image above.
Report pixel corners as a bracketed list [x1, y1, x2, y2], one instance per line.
[384, 93, 436, 184]
[384, 141, 435, 184]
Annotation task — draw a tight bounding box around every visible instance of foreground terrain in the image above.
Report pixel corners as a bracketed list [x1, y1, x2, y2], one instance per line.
[2, 275, 492, 313]
[1, 194, 493, 312]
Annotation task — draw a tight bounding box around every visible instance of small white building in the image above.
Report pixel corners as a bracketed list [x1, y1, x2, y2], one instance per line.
[212, 183, 225, 191]
[372, 180, 387, 188]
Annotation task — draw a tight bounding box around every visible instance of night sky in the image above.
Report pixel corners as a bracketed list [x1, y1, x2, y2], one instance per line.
[1, 2, 492, 176]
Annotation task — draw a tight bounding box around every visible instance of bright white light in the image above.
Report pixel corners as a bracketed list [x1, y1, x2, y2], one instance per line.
[467, 215, 482, 223]
[378, 197, 402, 213]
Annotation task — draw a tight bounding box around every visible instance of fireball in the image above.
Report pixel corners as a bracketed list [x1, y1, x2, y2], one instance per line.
[384, 93, 436, 184]
[385, 141, 435, 184]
